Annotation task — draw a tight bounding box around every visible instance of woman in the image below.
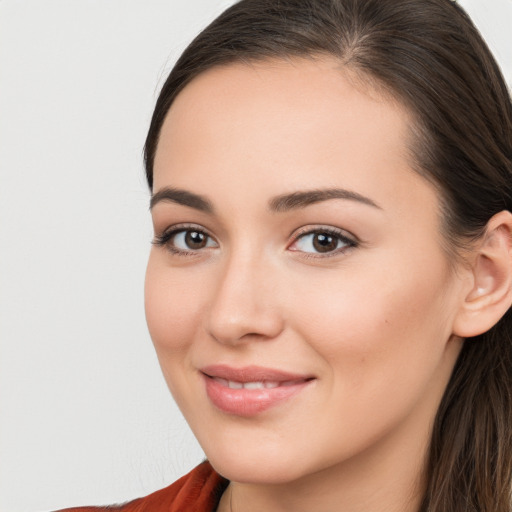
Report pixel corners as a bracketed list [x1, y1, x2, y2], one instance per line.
[61, 0, 512, 510]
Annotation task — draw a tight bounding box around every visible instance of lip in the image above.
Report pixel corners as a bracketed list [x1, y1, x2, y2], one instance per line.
[201, 365, 315, 417]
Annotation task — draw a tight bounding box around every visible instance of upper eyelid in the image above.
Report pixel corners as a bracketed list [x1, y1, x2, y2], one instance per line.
[161, 223, 214, 237]
[290, 225, 358, 242]
[158, 223, 356, 238]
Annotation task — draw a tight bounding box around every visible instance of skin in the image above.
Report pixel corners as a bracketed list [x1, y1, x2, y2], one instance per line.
[145, 58, 472, 512]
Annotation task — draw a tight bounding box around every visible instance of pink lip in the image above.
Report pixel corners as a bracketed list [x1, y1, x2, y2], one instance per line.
[201, 365, 315, 417]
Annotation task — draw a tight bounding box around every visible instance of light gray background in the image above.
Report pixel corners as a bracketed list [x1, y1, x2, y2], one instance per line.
[0, 1, 510, 511]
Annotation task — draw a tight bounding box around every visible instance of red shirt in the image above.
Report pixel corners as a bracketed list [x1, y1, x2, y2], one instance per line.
[57, 461, 228, 512]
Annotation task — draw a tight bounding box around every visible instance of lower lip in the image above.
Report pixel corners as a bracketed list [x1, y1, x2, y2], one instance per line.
[203, 375, 312, 417]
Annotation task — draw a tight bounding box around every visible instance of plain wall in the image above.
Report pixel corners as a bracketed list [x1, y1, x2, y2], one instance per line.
[0, 1, 510, 511]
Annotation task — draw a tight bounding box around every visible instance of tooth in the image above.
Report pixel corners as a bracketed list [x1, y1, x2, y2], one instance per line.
[228, 380, 243, 389]
[244, 382, 265, 389]
[264, 381, 279, 389]
[215, 377, 229, 387]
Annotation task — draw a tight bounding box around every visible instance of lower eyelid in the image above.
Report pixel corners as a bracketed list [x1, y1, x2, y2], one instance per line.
[289, 242, 357, 261]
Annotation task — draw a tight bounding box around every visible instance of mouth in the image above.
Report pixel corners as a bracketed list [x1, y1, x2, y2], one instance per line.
[207, 377, 307, 389]
[200, 365, 315, 417]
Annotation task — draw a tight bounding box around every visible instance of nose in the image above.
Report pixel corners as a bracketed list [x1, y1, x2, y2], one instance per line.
[205, 251, 284, 346]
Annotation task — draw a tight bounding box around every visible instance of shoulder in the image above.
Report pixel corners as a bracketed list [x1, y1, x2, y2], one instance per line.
[56, 461, 228, 512]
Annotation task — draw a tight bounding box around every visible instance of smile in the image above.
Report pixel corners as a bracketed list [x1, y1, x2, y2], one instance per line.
[211, 378, 307, 389]
[201, 365, 315, 417]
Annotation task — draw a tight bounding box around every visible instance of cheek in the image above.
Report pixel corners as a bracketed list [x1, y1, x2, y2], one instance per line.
[144, 253, 204, 358]
[279, 254, 458, 458]
[144, 254, 212, 414]
[287, 251, 456, 391]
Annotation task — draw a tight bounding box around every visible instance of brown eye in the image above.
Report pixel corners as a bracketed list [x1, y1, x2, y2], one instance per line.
[153, 227, 218, 253]
[312, 232, 338, 253]
[290, 228, 356, 255]
[184, 230, 208, 249]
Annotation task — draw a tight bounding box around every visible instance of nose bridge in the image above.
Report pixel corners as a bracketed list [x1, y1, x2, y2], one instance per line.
[205, 245, 283, 345]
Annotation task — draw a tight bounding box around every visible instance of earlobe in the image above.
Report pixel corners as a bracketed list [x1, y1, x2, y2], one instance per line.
[453, 210, 512, 338]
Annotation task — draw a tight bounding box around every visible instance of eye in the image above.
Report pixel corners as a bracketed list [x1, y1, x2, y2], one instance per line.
[173, 229, 216, 250]
[153, 226, 218, 254]
[289, 228, 357, 255]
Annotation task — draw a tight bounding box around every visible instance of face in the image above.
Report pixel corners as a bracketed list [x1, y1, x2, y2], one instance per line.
[145, 58, 466, 485]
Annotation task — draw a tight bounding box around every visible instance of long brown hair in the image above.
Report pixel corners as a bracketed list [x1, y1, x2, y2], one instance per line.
[144, 1, 512, 510]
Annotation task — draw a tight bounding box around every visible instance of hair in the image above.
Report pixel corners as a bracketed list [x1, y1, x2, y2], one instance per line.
[144, 0, 512, 510]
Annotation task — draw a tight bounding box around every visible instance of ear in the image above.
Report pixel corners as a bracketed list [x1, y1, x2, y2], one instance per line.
[453, 210, 512, 338]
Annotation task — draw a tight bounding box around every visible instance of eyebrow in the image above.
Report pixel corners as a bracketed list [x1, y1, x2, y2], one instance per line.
[269, 188, 382, 212]
[150, 187, 214, 213]
[150, 186, 381, 213]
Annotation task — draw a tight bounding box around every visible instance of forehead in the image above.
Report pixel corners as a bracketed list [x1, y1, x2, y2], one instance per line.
[153, 57, 437, 223]
[159, 58, 409, 152]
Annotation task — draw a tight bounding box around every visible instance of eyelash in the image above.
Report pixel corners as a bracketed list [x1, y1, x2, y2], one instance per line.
[152, 224, 358, 258]
[288, 226, 358, 258]
[152, 224, 215, 257]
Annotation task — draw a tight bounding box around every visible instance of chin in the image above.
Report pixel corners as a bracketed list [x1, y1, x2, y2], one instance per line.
[204, 443, 312, 485]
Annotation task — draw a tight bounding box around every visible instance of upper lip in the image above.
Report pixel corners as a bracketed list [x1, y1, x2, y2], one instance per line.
[200, 364, 314, 383]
